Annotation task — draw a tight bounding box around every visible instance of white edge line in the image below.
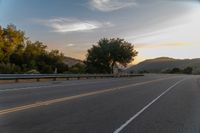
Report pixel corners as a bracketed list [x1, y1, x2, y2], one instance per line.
[113, 78, 185, 133]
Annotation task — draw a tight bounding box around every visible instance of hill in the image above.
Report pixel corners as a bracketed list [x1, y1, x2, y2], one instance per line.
[127, 57, 200, 74]
[64, 57, 83, 67]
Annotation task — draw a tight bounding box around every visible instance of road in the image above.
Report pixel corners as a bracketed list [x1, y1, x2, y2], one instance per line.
[0, 74, 200, 133]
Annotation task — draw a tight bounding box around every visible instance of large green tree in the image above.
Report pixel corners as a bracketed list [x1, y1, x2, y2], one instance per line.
[0, 25, 25, 62]
[85, 38, 138, 73]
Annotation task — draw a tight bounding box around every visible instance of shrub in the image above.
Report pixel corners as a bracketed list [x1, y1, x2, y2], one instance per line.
[170, 68, 181, 74]
[26, 69, 40, 74]
[69, 63, 85, 74]
[183, 67, 193, 74]
[0, 63, 21, 74]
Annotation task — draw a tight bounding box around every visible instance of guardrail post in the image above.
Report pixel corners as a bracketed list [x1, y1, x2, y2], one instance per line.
[15, 79, 19, 83]
[0, 74, 144, 84]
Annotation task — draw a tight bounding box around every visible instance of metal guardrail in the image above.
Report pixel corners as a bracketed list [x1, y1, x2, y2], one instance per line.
[0, 74, 144, 82]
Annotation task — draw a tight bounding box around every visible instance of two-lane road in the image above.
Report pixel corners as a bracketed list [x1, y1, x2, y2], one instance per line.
[0, 74, 200, 133]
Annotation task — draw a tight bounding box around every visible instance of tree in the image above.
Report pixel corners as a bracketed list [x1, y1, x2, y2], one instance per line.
[10, 44, 25, 67]
[47, 50, 68, 73]
[23, 41, 47, 69]
[0, 24, 25, 62]
[85, 38, 138, 73]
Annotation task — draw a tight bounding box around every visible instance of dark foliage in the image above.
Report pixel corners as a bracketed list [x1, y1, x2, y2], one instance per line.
[84, 38, 138, 74]
[0, 24, 68, 74]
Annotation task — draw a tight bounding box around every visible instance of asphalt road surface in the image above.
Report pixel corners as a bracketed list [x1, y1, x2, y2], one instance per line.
[0, 74, 200, 133]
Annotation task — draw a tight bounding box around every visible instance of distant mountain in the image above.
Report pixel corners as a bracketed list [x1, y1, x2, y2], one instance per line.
[127, 57, 200, 73]
[64, 57, 83, 67]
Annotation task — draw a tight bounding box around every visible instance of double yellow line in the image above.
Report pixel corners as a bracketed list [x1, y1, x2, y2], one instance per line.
[0, 76, 181, 116]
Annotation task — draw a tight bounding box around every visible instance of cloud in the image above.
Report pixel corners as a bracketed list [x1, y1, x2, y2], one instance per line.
[89, 0, 137, 12]
[127, 5, 200, 46]
[66, 43, 75, 47]
[35, 18, 112, 33]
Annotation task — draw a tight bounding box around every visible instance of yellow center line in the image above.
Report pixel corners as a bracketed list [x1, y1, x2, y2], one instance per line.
[0, 76, 181, 116]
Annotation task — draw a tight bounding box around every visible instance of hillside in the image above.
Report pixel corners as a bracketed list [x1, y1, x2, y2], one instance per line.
[127, 57, 200, 73]
[64, 57, 83, 67]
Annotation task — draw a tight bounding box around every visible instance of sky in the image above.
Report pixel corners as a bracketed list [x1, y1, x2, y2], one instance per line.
[0, 0, 200, 64]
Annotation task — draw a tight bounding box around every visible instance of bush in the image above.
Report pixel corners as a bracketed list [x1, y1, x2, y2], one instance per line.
[0, 63, 21, 74]
[170, 68, 181, 74]
[192, 68, 200, 75]
[183, 67, 193, 74]
[69, 63, 85, 74]
[26, 69, 40, 74]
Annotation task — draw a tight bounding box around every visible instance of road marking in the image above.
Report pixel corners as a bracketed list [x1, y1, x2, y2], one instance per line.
[0, 76, 181, 116]
[0, 77, 144, 92]
[113, 78, 185, 133]
[0, 76, 175, 92]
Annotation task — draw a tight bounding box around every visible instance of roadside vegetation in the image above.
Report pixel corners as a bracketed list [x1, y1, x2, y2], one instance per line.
[0, 24, 137, 74]
[137, 67, 194, 74]
[162, 67, 193, 74]
[0, 25, 68, 74]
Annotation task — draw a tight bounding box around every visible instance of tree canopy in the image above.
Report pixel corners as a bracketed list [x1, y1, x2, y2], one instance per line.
[84, 38, 138, 74]
[0, 25, 25, 62]
[0, 24, 68, 74]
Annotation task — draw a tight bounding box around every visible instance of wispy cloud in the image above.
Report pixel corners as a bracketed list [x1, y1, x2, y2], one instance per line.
[89, 0, 137, 12]
[127, 5, 200, 46]
[35, 18, 112, 33]
[66, 43, 75, 47]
